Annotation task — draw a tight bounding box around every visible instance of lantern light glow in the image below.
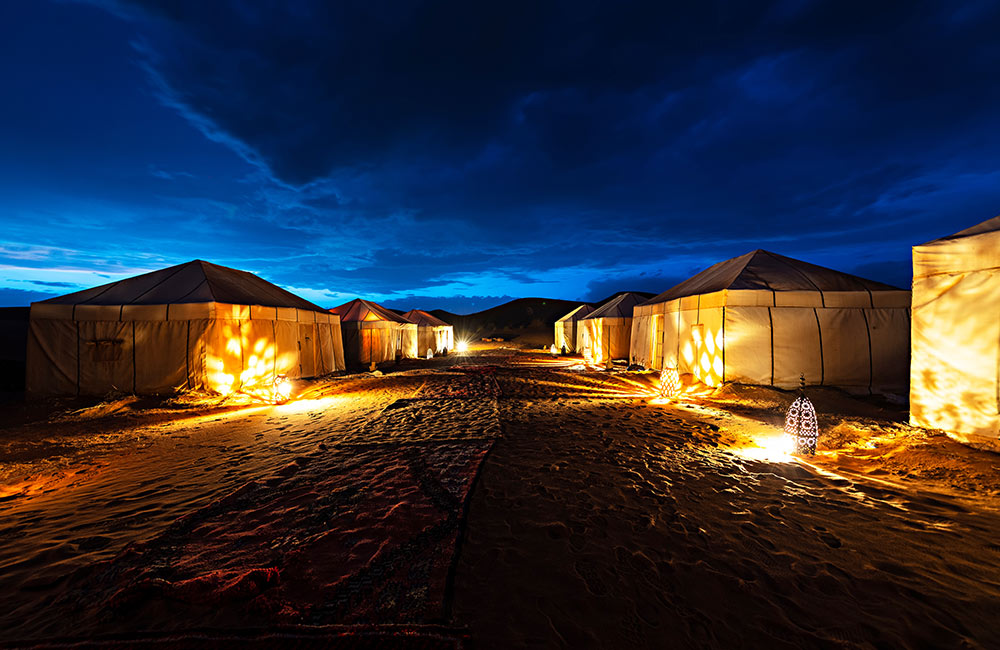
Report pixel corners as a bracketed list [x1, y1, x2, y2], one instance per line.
[273, 375, 292, 405]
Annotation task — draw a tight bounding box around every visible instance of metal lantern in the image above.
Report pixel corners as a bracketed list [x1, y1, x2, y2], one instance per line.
[784, 375, 818, 454]
[658, 367, 681, 400]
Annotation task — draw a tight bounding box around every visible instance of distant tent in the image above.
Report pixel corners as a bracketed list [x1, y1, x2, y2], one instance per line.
[630, 250, 910, 392]
[911, 217, 1000, 441]
[26, 260, 345, 397]
[578, 293, 647, 362]
[554, 304, 593, 353]
[402, 309, 453, 357]
[330, 299, 418, 366]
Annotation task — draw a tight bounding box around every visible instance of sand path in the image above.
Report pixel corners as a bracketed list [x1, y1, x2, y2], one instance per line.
[452, 364, 1000, 649]
[0, 355, 495, 641]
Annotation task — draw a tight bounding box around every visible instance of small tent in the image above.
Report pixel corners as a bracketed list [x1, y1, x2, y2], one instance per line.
[330, 299, 418, 366]
[26, 260, 345, 397]
[578, 293, 647, 363]
[630, 250, 910, 392]
[911, 217, 1000, 441]
[554, 304, 594, 353]
[402, 309, 453, 357]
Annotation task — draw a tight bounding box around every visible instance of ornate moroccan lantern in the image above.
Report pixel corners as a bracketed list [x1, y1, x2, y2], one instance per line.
[784, 375, 818, 454]
[658, 367, 681, 400]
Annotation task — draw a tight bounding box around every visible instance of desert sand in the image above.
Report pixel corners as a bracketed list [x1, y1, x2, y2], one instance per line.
[1, 346, 999, 648]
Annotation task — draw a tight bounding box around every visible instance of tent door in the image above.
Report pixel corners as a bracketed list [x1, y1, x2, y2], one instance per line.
[653, 315, 664, 369]
[298, 324, 315, 377]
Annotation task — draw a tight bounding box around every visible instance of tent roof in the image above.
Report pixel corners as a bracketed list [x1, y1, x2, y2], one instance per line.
[556, 304, 595, 323]
[921, 215, 1000, 243]
[643, 249, 902, 305]
[582, 293, 647, 319]
[330, 299, 414, 324]
[401, 309, 450, 327]
[36, 259, 326, 311]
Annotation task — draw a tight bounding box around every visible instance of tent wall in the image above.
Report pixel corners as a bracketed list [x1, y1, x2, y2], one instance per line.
[399, 324, 418, 359]
[578, 317, 632, 362]
[910, 229, 1000, 440]
[340, 321, 400, 367]
[416, 325, 453, 356]
[555, 320, 581, 352]
[630, 289, 910, 392]
[26, 302, 343, 397]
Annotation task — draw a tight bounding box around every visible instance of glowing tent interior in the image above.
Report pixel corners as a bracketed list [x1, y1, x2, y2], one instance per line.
[630, 250, 910, 392]
[26, 260, 345, 396]
[554, 304, 594, 353]
[911, 216, 1000, 442]
[578, 293, 647, 363]
[329, 299, 418, 366]
[402, 309, 453, 357]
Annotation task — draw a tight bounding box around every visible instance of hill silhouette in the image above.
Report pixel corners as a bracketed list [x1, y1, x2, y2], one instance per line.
[427, 292, 656, 346]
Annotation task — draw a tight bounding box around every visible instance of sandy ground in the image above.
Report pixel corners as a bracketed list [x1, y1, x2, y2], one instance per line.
[1, 346, 1000, 647]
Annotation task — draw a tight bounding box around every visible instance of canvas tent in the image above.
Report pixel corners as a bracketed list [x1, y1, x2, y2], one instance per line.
[330, 299, 418, 366]
[26, 260, 345, 397]
[630, 250, 910, 393]
[554, 304, 594, 353]
[402, 309, 453, 357]
[578, 293, 647, 363]
[910, 216, 1000, 441]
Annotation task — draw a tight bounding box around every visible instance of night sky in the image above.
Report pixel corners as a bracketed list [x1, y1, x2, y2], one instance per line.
[2, 1, 999, 313]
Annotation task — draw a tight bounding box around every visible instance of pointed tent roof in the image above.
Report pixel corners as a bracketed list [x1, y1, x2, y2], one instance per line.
[556, 304, 595, 323]
[401, 309, 450, 327]
[37, 260, 326, 311]
[582, 293, 647, 320]
[330, 298, 414, 324]
[643, 250, 902, 306]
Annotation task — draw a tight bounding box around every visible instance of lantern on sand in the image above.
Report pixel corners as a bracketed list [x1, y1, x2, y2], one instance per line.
[273, 374, 292, 405]
[550, 344, 558, 355]
[427, 348, 434, 359]
[658, 367, 681, 400]
[784, 374, 818, 454]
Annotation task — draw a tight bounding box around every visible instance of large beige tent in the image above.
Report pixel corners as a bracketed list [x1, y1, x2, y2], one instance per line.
[330, 299, 418, 366]
[27, 260, 345, 397]
[554, 304, 594, 353]
[911, 217, 1000, 442]
[578, 293, 646, 363]
[631, 250, 910, 393]
[402, 309, 453, 357]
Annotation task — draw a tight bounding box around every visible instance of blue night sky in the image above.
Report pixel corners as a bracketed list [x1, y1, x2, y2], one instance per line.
[1, 1, 998, 313]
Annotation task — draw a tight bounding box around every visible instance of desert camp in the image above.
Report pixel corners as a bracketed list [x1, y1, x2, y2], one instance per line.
[330, 298, 419, 367]
[577, 292, 647, 363]
[630, 250, 910, 393]
[553, 303, 594, 353]
[6, 4, 1000, 648]
[910, 216, 1000, 442]
[402, 308, 454, 357]
[25, 260, 345, 397]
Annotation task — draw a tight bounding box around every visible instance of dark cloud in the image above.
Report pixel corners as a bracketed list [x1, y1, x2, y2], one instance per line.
[2, 2, 998, 311]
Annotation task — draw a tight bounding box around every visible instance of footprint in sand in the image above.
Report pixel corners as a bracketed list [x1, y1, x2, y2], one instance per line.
[574, 559, 610, 596]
